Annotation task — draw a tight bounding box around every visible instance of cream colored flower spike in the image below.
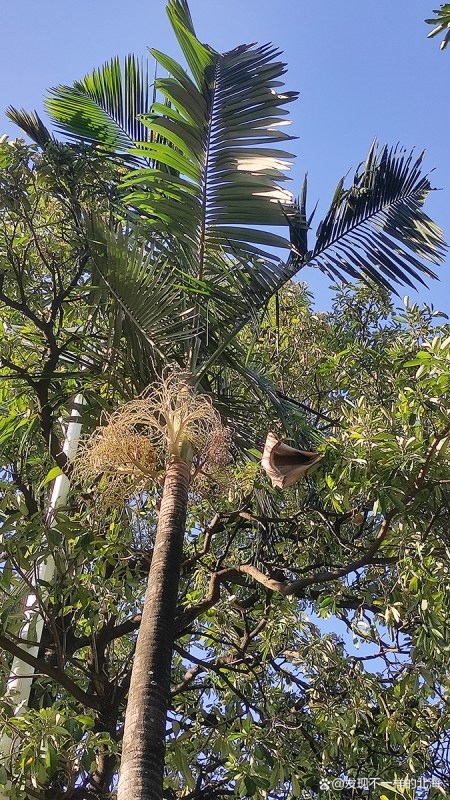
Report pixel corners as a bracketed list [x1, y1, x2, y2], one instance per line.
[72, 369, 229, 512]
[261, 432, 323, 489]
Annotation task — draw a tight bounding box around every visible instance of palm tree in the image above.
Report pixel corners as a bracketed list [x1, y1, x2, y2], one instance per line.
[7, 1, 446, 797]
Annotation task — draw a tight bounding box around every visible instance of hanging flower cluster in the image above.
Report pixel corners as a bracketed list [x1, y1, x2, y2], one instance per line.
[73, 370, 230, 511]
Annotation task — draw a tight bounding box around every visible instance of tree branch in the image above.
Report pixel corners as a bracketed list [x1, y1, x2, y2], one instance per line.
[0, 633, 101, 711]
[179, 423, 450, 626]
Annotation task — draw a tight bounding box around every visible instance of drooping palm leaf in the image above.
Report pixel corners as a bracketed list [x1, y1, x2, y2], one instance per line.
[85, 219, 189, 361]
[81, 220, 305, 442]
[426, 4, 450, 50]
[5, 109, 53, 147]
[197, 343, 316, 449]
[171, 242, 313, 376]
[288, 141, 447, 293]
[45, 55, 150, 154]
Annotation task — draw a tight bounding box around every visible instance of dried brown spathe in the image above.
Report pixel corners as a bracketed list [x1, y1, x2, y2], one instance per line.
[261, 432, 323, 489]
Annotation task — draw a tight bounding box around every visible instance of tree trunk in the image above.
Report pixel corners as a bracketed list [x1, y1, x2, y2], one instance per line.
[117, 458, 191, 800]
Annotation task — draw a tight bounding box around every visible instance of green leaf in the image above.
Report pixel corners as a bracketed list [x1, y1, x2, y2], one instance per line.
[166, 0, 215, 88]
[248, 448, 263, 459]
[38, 466, 63, 490]
[75, 715, 95, 727]
[244, 776, 257, 796]
[177, 747, 196, 789]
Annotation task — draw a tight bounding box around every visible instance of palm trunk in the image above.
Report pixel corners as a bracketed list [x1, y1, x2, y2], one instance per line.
[117, 458, 191, 800]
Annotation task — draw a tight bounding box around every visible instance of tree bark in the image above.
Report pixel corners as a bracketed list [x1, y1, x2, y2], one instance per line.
[117, 459, 190, 800]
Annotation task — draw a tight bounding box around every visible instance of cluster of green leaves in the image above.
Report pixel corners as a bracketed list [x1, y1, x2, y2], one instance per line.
[160, 285, 450, 800]
[0, 137, 127, 472]
[0, 138, 134, 797]
[426, 4, 450, 50]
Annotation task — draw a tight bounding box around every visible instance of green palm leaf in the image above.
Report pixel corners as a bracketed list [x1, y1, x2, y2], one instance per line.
[122, 0, 298, 277]
[45, 55, 150, 153]
[426, 4, 450, 49]
[288, 141, 446, 293]
[5, 109, 53, 147]
[86, 220, 189, 360]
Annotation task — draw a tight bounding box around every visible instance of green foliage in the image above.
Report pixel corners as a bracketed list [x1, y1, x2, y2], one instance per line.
[14, 0, 443, 440]
[1, 267, 450, 796]
[44, 3, 299, 279]
[426, 4, 450, 50]
[0, 137, 122, 445]
[293, 142, 446, 292]
[46, 55, 150, 154]
[35, 0, 446, 316]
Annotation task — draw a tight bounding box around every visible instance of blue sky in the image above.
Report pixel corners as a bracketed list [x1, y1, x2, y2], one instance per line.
[1, 0, 448, 312]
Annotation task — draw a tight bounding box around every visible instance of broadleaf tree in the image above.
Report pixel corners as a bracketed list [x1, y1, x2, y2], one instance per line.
[1, 272, 450, 798]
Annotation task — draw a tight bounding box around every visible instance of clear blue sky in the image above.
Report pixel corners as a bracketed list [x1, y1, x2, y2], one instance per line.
[1, 0, 448, 312]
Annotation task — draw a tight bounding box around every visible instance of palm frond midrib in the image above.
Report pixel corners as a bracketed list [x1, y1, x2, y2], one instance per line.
[196, 58, 221, 281]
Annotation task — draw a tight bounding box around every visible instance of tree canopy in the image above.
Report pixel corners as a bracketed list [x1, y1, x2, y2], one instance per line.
[1, 174, 449, 794]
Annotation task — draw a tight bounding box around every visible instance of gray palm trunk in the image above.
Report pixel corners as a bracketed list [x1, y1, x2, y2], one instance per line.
[118, 459, 191, 799]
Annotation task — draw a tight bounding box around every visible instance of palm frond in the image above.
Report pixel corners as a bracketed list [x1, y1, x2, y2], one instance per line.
[85, 220, 189, 361]
[5, 108, 53, 147]
[45, 55, 150, 153]
[201, 344, 314, 448]
[426, 4, 450, 50]
[122, 0, 298, 278]
[288, 141, 446, 293]
[166, 0, 216, 88]
[181, 241, 310, 350]
[36, 0, 300, 335]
